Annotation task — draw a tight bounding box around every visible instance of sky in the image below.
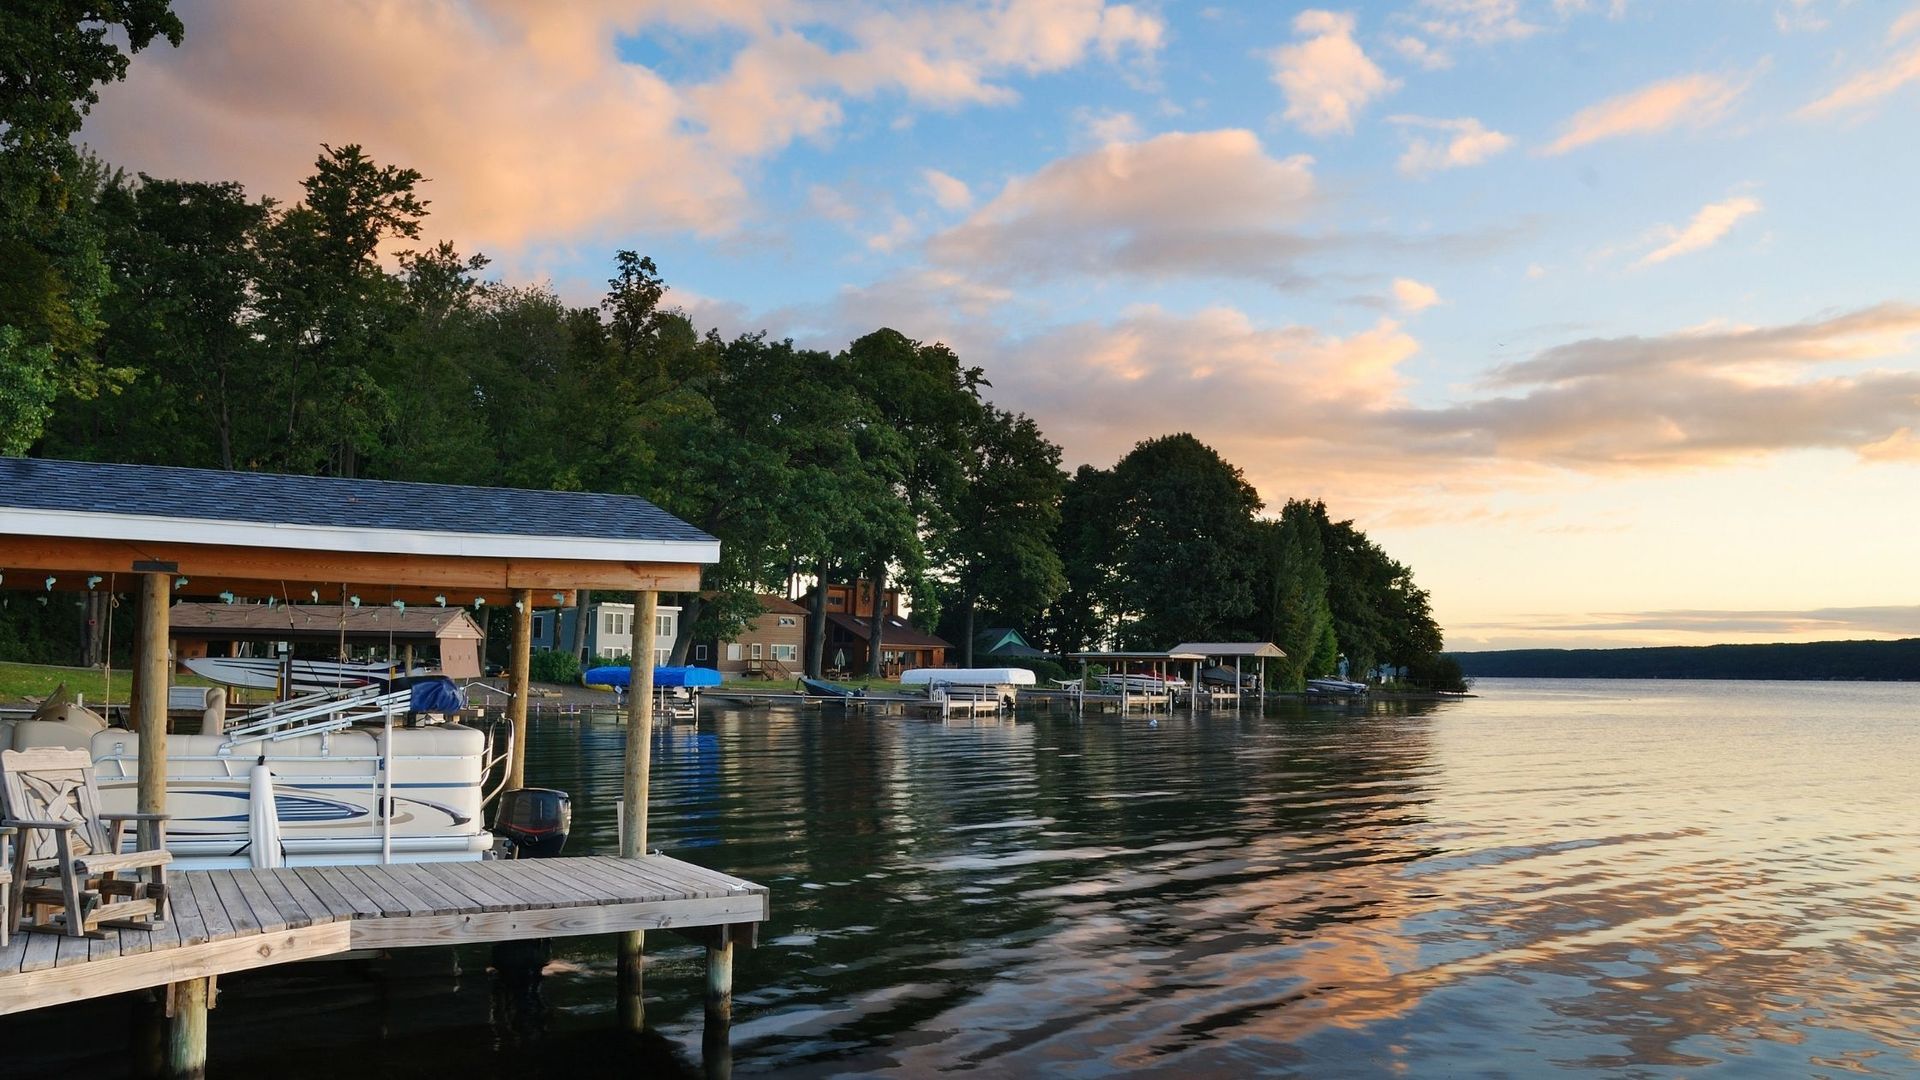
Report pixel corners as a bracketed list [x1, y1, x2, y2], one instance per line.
[76, 0, 1920, 650]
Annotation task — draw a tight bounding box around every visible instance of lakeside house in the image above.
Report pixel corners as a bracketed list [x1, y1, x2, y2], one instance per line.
[533, 601, 680, 665]
[693, 593, 807, 678]
[821, 582, 951, 676]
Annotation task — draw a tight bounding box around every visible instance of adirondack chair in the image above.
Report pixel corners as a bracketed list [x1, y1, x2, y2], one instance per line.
[0, 747, 170, 938]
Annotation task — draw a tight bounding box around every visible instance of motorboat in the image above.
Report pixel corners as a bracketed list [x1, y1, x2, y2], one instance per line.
[1306, 677, 1370, 697]
[184, 655, 432, 694]
[900, 667, 1035, 707]
[1, 680, 509, 870]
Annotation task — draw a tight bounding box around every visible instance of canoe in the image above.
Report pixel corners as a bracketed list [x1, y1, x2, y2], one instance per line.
[801, 677, 862, 699]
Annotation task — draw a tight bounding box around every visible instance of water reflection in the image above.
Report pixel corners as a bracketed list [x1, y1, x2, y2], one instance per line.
[5, 680, 1918, 1077]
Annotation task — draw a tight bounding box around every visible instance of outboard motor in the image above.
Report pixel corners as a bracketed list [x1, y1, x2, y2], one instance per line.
[494, 788, 572, 859]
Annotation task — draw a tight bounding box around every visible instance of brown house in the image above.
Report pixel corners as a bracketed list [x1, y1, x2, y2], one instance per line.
[696, 594, 808, 678]
[819, 583, 951, 676]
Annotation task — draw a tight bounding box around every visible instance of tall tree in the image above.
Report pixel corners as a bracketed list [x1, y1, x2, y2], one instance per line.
[1252, 502, 1337, 688]
[1107, 433, 1262, 647]
[841, 328, 984, 675]
[0, 0, 182, 453]
[1037, 464, 1119, 658]
[941, 406, 1067, 666]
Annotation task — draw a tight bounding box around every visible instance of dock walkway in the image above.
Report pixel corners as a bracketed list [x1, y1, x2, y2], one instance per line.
[0, 854, 768, 1016]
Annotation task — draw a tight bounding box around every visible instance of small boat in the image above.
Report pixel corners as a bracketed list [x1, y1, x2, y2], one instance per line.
[1096, 673, 1188, 693]
[184, 656, 430, 693]
[800, 677, 863, 699]
[1306, 677, 1369, 697]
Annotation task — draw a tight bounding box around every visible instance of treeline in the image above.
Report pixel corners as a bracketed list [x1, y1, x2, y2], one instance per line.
[1452, 640, 1920, 681]
[0, 3, 1458, 690]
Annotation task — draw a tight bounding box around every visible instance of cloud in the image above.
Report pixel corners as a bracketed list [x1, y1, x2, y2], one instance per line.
[1482, 605, 1920, 638]
[1393, 278, 1442, 312]
[1386, 34, 1453, 70]
[1635, 196, 1763, 267]
[1267, 10, 1398, 136]
[78, 0, 1163, 253]
[1543, 73, 1745, 155]
[927, 129, 1323, 284]
[1799, 40, 1920, 116]
[1390, 115, 1514, 175]
[1074, 106, 1143, 143]
[921, 168, 973, 211]
[1411, 0, 1542, 44]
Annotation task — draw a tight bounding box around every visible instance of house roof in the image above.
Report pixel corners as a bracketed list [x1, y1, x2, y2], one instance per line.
[169, 602, 485, 642]
[1172, 642, 1288, 659]
[756, 593, 808, 615]
[826, 611, 952, 649]
[0, 457, 719, 564]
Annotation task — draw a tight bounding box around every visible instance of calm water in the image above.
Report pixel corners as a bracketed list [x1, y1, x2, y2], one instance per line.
[15, 679, 1920, 1077]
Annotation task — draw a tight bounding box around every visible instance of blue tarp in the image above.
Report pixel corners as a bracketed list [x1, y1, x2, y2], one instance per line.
[583, 665, 723, 689]
[410, 675, 467, 713]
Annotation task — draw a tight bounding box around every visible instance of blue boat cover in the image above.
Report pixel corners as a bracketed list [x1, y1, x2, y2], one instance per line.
[410, 676, 466, 713]
[583, 665, 723, 689]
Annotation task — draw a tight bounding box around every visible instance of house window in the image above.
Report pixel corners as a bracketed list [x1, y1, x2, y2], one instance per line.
[828, 594, 844, 608]
[604, 611, 625, 636]
[532, 614, 546, 638]
[695, 644, 709, 661]
[656, 614, 673, 638]
[654, 648, 670, 668]
[726, 643, 742, 661]
[772, 643, 797, 662]
[777, 615, 797, 627]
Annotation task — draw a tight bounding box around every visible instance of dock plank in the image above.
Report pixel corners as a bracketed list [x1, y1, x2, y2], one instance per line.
[208, 871, 271, 936]
[185, 873, 238, 943]
[168, 876, 210, 947]
[379, 864, 472, 915]
[17, 932, 59, 974]
[341, 866, 422, 918]
[312, 867, 382, 918]
[239, 869, 317, 930]
[350, 866, 441, 917]
[274, 868, 340, 925]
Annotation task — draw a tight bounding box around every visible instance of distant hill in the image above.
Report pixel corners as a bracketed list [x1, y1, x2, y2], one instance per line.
[1449, 638, 1920, 681]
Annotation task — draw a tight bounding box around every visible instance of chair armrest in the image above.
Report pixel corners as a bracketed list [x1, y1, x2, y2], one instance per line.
[101, 813, 172, 822]
[2, 819, 80, 831]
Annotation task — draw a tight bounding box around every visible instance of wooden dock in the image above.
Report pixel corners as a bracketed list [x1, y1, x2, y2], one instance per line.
[0, 854, 767, 1059]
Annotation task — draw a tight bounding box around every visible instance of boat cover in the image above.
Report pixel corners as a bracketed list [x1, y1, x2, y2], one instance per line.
[898, 667, 1038, 687]
[583, 665, 724, 689]
[409, 676, 467, 714]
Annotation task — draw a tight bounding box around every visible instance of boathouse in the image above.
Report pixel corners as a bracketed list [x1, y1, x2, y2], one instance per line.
[0, 458, 761, 1074]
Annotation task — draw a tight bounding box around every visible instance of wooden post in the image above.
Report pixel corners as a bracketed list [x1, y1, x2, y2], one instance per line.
[135, 573, 171, 845]
[1234, 657, 1243, 710]
[166, 977, 210, 1079]
[505, 588, 533, 791]
[703, 939, 735, 1080]
[617, 589, 659, 1030]
[402, 642, 414, 677]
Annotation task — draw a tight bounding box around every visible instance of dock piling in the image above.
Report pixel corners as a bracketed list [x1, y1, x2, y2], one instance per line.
[704, 939, 734, 1080]
[164, 977, 210, 1080]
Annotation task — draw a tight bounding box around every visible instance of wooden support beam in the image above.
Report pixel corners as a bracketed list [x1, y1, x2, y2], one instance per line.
[0, 535, 701, 593]
[617, 589, 660, 1031]
[135, 573, 170, 839]
[505, 588, 533, 791]
[17, 575, 570, 611]
[165, 977, 209, 1080]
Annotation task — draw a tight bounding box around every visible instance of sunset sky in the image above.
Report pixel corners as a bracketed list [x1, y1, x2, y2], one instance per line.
[79, 0, 1920, 650]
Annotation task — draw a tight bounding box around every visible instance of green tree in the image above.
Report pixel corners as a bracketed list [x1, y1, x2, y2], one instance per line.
[1107, 433, 1262, 647]
[0, 0, 182, 452]
[841, 328, 984, 675]
[941, 405, 1068, 665]
[1036, 464, 1119, 657]
[1252, 502, 1337, 688]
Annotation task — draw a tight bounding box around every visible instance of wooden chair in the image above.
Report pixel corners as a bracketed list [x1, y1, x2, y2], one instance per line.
[0, 747, 170, 938]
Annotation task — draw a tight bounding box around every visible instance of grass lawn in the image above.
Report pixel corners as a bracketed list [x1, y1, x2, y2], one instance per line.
[0, 661, 214, 706]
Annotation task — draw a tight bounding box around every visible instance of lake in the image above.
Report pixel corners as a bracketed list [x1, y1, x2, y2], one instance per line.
[14, 679, 1920, 1077]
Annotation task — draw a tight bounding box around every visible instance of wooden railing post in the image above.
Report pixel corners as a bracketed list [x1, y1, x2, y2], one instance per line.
[617, 589, 659, 1030]
[505, 588, 533, 791]
[703, 938, 734, 1080]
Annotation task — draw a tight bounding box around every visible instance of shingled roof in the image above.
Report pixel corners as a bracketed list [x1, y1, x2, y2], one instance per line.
[169, 602, 485, 642]
[0, 458, 719, 563]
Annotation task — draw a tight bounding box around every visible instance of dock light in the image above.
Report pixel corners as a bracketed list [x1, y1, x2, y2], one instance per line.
[44, 576, 55, 591]
[349, 595, 361, 607]
[474, 598, 485, 609]
[175, 577, 188, 590]
[435, 595, 447, 607]
[267, 597, 277, 608]
[552, 592, 565, 604]
[393, 600, 406, 613]
[220, 591, 236, 604]
[309, 590, 320, 603]
[87, 575, 102, 589]
[514, 599, 525, 613]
